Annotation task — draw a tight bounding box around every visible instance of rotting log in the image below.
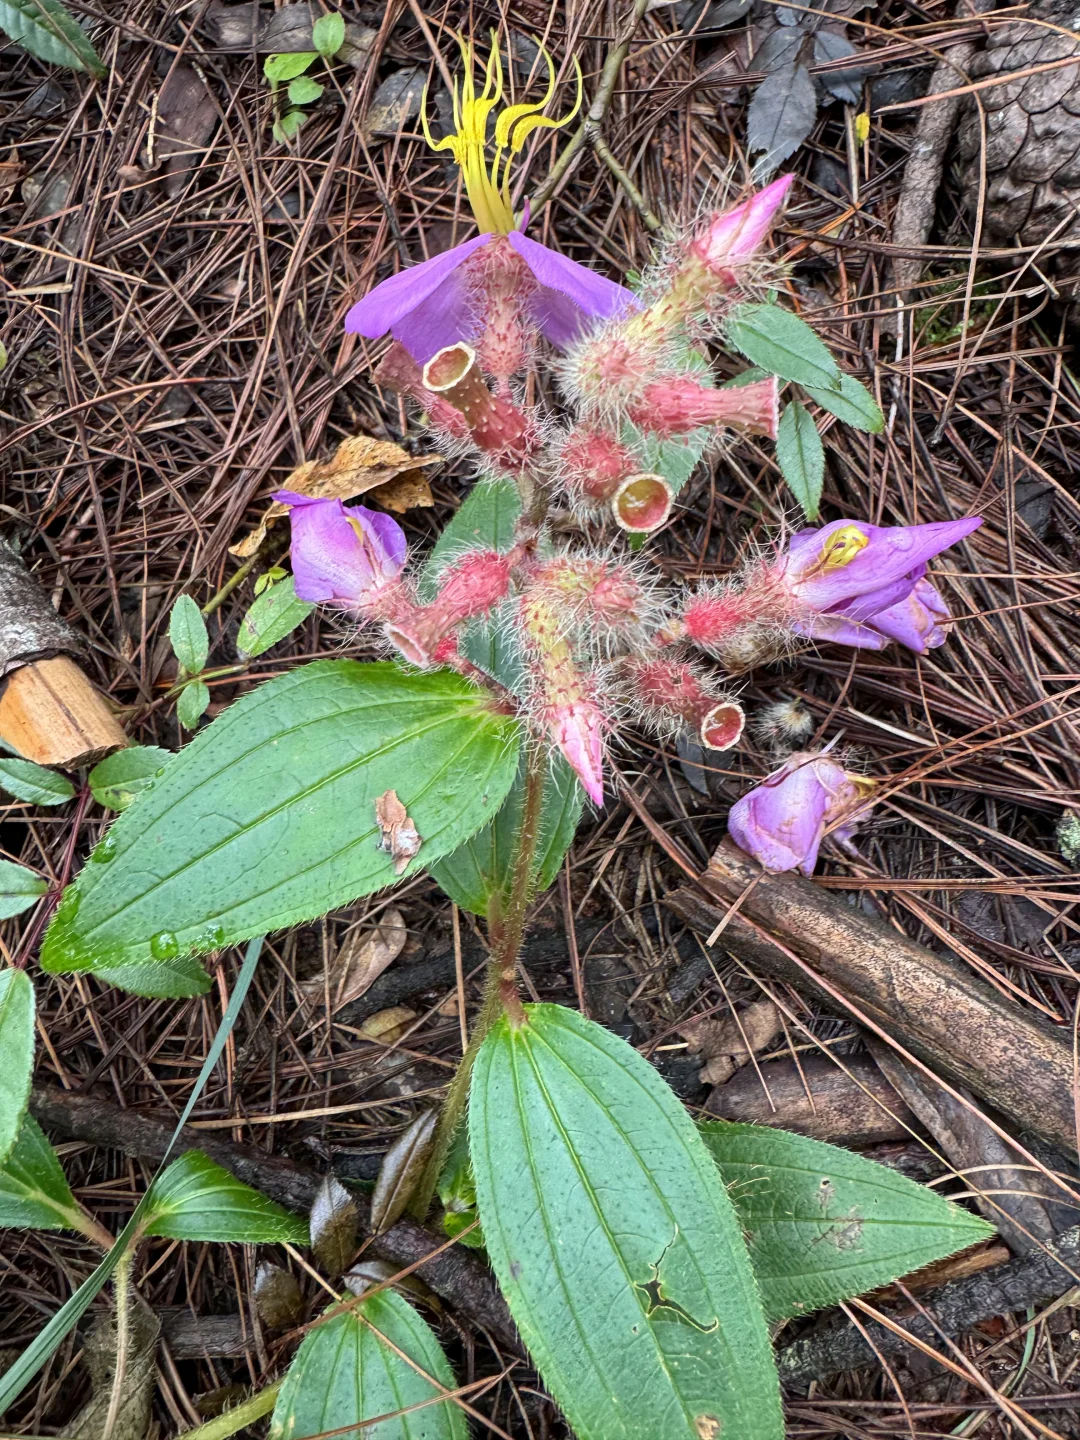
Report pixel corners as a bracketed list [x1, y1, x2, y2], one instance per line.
[0, 540, 126, 767]
[667, 839, 1080, 1157]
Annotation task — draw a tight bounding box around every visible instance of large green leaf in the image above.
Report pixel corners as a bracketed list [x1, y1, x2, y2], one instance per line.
[0, 859, 48, 918]
[270, 1291, 469, 1440]
[726, 303, 840, 392]
[700, 1121, 994, 1322]
[141, 1151, 308, 1244]
[0, 969, 34, 1167]
[0, 0, 105, 75]
[0, 1114, 84, 1232]
[803, 371, 884, 433]
[41, 661, 521, 991]
[431, 741, 582, 917]
[471, 1004, 783, 1440]
[775, 400, 824, 520]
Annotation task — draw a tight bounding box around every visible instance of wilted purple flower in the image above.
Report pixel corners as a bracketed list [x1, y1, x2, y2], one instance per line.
[728, 751, 874, 876]
[783, 516, 981, 651]
[273, 491, 407, 607]
[345, 231, 637, 363]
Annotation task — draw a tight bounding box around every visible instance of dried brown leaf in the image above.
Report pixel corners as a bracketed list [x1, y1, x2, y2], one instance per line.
[360, 1005, 417, 1044]
[370, 1109, 437, 1234]
[367, 470, 435, 514]
[679, 998, 781, 1087]
[300, 906, 407, 1011]
[310, 1176, 358, 1277]
[253, 1261, 304, 1329]
[374, 789, 422, 875]
[229, 436, 440, 558]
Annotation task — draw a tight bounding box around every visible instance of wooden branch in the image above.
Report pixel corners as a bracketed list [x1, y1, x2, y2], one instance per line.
[0, 541, 126, 767]
[666, 839, 1079, 1157]
[29, 1084, 516, 1347]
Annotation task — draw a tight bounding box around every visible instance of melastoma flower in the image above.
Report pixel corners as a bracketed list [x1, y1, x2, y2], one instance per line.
[688, 174, 795, 286]
[273, 491, 407, 608]
[784, 516, 982, 651]
[344, 37, 636, 363]
[728, 751, 874, 875]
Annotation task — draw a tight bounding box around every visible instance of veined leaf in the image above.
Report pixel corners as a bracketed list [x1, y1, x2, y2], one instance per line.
[270, 1291, 469, 1440]
[237, 574, 314, 658]
[88, 746, 171, 813]
[0, 969, 34, 1167]
[41, 661, 521, 989]
[288, 76, 324, 106]
[0, 759, 74, 806]
[776, 400, 825, 520]
[700, 1120, 995, 1321]
[169, 594, 209, 675]
[0, 859, 48, 918]
[176, 679, 210, 730]
[803, 371, 885, 433]
[726, 302, 841, 392]
[264, 51, 317, 82]
[0, 0, 105, 75]
[312, 13, 345, 56]
[471, 1004, 783, 1440]
[747, 63, 818, 175]
[141, 1150, 308, 1243]
[0, 1114, 84, 1232]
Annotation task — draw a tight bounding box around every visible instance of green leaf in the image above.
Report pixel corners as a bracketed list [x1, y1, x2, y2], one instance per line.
[776, 400, 825, 520]
[264, 51, 317, 82]
[722, 367, 770, 388]
[700, 1121, 995, 1322]
[0, 969, 34, 1167]
[0, 859, 48, 919]
[176, 679, 210, 731]
[0, 0, 105, 75]
[803, 371, 885, 433]
[90, 953, 215, 998]
[41, 661, 520, 986]
[168, 594, 209, 675]
[431, 751, 582, 916]
[471, 1004, 783, 1440]
[271, 1291, 469, 1440]
[726, 303, 841, 392]
[88, 746, 171, 813]
[311, 12, 345, 56]
[0, 759, 74, 806]
[273, 110, 307, 143]
[437, 1123, 483, 1249]
[141, 1151, 308, 1244]
[0, 1114, 84, 1232]
[237, 574, 314, 658]
[629, 423, 709, 500]
[288, 75, 324, 106]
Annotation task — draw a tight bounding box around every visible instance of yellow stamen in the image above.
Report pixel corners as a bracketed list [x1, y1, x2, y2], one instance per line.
[420, 33, 582, 235]
[816, 524, 870, 572]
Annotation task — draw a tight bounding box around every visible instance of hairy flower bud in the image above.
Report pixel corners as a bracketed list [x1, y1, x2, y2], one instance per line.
[374, 342, 470, 440]
[626, 658, 745, 751]
[612, 474, 673, 534]
[386, 549, 514, 667]
[627, 376, 779, 440]
[520, 591, 604, 804]
[423, 343, 536, 467]
[558, 426, 637, 504]
[529, 555, 647, 638]
[687, 175, 794, 290]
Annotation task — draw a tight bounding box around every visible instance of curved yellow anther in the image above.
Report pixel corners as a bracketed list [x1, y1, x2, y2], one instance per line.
[817, 524, 869, 572]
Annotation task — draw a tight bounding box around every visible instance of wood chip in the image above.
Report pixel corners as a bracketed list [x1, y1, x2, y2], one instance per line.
[679, 997, 781, 1087]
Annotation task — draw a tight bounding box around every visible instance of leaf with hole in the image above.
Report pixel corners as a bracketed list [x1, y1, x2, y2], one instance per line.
[727, 302, 841, 392]
[0, 859, 48, 919]
[0, 1114, 85, 1232]
[0, 759, 74, 806]
[311, 13, 345, 56]
[88, 746, 171, 813]
[0, 0, 105, 74]
[700, 1120, 994, 1321]
[776, 400, 825, 520]
[270, 1290, 469, 1440]
[803, 371, 884, 433]
[169, 594, 209, 674]
[747, 62, 818, 175]
[263, 51, 317, 82]
[0, 969, 35, 1168]
[471, 1003, 783, 1440]
[41, 661, 521, 988]
[237, 574, 314, 658]
[141, 1151, 307, 1244]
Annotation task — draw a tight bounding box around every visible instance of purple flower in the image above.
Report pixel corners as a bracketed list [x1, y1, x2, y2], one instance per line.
[273, 491, 407, 606]
[344, 231, 638, 363]
[783, 516, 981, 651]
[728, 751, 873, 875]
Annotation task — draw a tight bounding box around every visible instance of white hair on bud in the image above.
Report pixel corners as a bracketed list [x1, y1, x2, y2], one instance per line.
[753, 698, 815, 753]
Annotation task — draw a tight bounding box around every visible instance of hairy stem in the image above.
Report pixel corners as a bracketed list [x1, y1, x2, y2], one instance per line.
[100, 1247, 133, 1440]
[408, 744, 548, 1220]
[177, 1381, 282, 1440]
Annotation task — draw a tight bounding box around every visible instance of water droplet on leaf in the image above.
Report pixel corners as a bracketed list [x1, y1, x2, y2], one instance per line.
[150, 931, 179, 960]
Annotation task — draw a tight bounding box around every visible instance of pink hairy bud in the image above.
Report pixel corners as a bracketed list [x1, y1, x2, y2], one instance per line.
[559, 426, 637, 503]
[531, 556, 645, 629]
[679, 565, 787, 649]
[628, 376, 779, 440]
[564, 332, 668, 411]
[627, 658, 745, 751]
[374, 342, 470, 440]
[385, 549, 514, 668]
[422, 343, 535, 467]
[521, 591, 605, 805]
[471, 236, 538, 390]
[612, 474, 674, 534]
[687, 175, 794, 289]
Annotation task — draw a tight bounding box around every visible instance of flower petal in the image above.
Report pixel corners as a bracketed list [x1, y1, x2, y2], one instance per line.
[788, 516, 982, 611]
[865, 576, 952, 652]
[508, 231, 638, 347]
[273, 493, 405, 604]
[791, 612, 893, 649]
[344, 234, 493, 342]
[728, 756, 832, 874]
